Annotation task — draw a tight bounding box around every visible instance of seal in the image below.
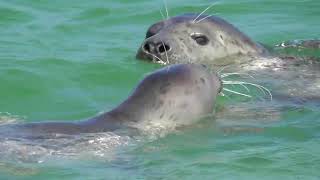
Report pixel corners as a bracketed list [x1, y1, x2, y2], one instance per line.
[136, 13, 268, 65]
[0, 64, 222, 138]
[136, 13, 320, 106]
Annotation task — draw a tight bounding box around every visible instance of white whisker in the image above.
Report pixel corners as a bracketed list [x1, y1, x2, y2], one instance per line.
[224, 82, 250, 93]
[144, 51, 167, 65]
[192, 2, 218, 23]
[161, 41, 170, 65]
[163, 0, 169, 19]
[221, 73, 255, 79]
[217, 66, 228, 74]
[159, 9, 165, 21]
[238, 83, 250, 93]
[217, 64, 234, 75]
[223, 88, 252, 98]
[220, 92, 231, 99]
[195, 14, 213, 23]
[223, 81, 272, 100]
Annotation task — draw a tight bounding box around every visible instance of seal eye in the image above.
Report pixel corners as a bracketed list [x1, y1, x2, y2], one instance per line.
[191, 33, 209, 46]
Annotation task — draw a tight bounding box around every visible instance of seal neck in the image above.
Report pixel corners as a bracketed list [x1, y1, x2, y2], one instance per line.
[86, 103, 142, 131]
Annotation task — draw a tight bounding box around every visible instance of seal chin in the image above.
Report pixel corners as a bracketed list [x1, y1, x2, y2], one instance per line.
[136, 42, 171, 64]
[136, 48, 150, 61]
[136, 48, 168, 65]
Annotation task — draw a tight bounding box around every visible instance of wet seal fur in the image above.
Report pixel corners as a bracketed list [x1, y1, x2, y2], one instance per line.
[136, 13, 268, 65]
[0, 64, 221, 138]
[136, 13, 320, 106]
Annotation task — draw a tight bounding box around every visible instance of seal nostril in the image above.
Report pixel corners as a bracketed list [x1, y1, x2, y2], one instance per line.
[143, 43, 151, 53]
[158, 44, 170, 54]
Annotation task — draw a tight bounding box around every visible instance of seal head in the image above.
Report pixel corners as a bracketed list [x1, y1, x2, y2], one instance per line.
[136, 14, 267, 65]
[94, 63, 222, 131]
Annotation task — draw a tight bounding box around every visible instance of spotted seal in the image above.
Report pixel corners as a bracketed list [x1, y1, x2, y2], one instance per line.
[136, 13, 268, 65]
[136, 13, 320, 106]
[0, 64, 222, 138]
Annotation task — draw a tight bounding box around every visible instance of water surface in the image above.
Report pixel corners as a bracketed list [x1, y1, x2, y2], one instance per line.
[0, 0, 319, 179]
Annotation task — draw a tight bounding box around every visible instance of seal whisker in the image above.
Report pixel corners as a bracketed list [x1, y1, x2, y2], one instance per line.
[219, 92, 231, 99]
[163, 0, 169, 19]
[226, 81, 268, 95]
[225, 82, 250, 93]
[216, 65, 233, 75]
[237, 83, 250, 93]
[223, 88, 252, 98]
[192, 1, 219, 23]
[144, 51, 167, 65]
[161, 41, 170, 65]
[137, 12, 268, 71]
[159, 9, 165, 21]
[217, 66, 227, 74]
[1, 64, 222, 139]
[221, 73, 255, 79]
[223, 81, 272, 100]
[195, 14, 213, 23]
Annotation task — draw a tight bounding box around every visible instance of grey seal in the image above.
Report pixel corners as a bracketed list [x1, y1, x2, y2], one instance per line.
[0, 64, 222, 138]
[136, 13, 268, 65]
[136, 14, 320, 106]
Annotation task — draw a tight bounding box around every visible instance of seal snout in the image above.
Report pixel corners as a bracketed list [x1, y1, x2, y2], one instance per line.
[142, 41, 171, 55]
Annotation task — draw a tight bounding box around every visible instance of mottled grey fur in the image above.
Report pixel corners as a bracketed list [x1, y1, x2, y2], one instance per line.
[136, 14, 267, 65]
[0, 64, 221, 138]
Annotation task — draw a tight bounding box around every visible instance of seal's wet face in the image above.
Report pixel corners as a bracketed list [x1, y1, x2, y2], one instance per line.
[136, 14, 266, 65]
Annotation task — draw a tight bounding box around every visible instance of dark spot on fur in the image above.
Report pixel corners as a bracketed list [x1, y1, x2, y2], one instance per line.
[220, 35, 223, 40]
[160, 113, 164, 119]
[169, 114, 175, 120]
[200, 77, 205, 84]
[159, 82, 170, 94]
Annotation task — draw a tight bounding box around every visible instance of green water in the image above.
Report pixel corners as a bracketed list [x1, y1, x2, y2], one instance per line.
[0, 0, 319, 179]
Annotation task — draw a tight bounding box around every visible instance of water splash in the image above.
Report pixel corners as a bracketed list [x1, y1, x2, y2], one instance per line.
[0, 132, 132, 163]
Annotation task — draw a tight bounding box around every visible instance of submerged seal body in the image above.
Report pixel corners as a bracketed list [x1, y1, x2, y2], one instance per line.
[0, 64, 221, 138]
[136, 13, 267, 65]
